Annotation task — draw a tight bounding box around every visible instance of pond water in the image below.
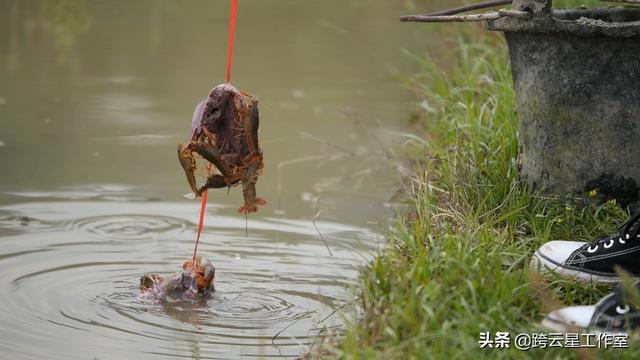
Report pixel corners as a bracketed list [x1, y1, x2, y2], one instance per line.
[0, 0, 451, 358]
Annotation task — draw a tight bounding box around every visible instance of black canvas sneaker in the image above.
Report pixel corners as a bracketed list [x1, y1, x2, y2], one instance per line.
[531, 213, 640, 283]
[542, 283, 640, 333]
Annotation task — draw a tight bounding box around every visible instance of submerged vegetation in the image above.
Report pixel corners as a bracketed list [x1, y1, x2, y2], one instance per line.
[323, 31, 640, 359]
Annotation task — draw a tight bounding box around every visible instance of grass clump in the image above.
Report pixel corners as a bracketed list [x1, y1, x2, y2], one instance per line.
[324, 32, 639, 359]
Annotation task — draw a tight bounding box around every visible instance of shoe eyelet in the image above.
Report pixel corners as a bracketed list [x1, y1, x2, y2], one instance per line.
[604, 239, 615, 249]
[587, 245, 599, 253]
[616, 305, 630, 315]
[619, 236, 626, 245]
[626, 234, 631, 240]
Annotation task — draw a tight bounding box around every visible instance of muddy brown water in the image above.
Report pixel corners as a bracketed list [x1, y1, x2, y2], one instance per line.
[0, 0, 452, 358]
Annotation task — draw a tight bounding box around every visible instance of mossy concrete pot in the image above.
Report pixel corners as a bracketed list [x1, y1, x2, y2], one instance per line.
[485, 7, 640, 206]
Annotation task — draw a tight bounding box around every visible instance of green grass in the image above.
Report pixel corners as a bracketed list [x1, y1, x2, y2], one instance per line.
[320, 32, 640, 359]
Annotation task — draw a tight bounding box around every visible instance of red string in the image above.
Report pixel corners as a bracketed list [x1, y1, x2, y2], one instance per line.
[226, 0, 238, 83]
[192, 190, 208, 263]
[193, 0, 238, 264]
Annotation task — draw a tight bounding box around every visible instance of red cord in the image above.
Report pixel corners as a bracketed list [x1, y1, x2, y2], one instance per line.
[192, 190, 208, 263]
[226, 0, 238, 83]
[193, 0, 238, 264]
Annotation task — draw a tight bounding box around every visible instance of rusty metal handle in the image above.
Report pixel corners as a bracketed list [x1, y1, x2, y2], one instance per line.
[426, 0, 513, 16]
[400, 0, 640, 24]
[399, 0, 540, 23]
[415, 0, 638, 18]
[400, 9, 531, 23]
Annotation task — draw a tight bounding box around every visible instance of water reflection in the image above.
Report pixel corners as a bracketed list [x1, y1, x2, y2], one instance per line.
[5, 0, 92, 68]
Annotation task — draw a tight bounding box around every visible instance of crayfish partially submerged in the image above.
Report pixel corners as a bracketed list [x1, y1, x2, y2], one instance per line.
[178, 84, 266, 214]
[139, 256, 215, 302]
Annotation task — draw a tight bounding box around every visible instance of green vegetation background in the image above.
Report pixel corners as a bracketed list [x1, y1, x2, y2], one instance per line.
[322, 8, 640, 357]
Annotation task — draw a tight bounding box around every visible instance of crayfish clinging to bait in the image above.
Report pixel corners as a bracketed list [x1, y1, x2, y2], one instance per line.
[178, 84, 266, 214]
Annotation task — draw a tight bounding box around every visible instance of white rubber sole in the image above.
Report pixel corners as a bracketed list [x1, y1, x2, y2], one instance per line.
[541, 315, 639, 340]
[540, 319, 635, 338]
[530, 251, 623, 284]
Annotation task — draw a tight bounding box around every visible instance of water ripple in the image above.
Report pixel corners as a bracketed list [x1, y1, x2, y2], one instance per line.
[63, 215, 190, 241]
[0, 201, 375, 359]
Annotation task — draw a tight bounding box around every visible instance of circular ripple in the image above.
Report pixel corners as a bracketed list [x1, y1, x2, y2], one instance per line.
[0, 204, 363, 359]
[0, 214, 56, 236]
[207, 291, 310, 325]
[65, 215, 190, 241]
[0, 250, 344, 358]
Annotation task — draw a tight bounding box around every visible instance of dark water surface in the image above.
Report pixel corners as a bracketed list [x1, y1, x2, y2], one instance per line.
[0, 0, 448, 358]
